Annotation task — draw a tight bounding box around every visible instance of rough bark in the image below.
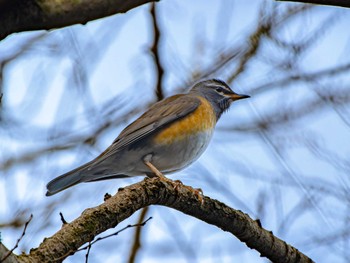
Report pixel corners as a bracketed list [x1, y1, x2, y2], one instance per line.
[0, 0, 156, 41]
[1, 177, 314, 263]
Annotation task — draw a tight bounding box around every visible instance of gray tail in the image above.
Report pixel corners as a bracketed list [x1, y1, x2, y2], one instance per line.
[46, 160, 131, 196]
[46, 161, 94, 196]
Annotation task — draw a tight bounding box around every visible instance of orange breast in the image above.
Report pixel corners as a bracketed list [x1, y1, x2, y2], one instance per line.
[154, 96, 216, 145]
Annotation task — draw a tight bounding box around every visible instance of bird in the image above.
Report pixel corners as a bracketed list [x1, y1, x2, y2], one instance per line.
[46, 79, 249, 196]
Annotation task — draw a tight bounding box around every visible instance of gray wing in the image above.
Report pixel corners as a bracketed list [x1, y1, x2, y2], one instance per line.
[89, 94, 201, 166]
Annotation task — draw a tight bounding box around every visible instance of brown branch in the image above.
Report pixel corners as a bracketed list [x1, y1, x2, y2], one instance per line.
[15, 177, 313, 263]
[227, 87, 350, 133]
[227, 7, 272, 83]
[252, 62, 350, 95]
[150, 3, 164, 101]
[0, 0, 156, 41]
[227, 4, 312, 84]
[127, 207, 149, 263]
[276, 0, 350, 8]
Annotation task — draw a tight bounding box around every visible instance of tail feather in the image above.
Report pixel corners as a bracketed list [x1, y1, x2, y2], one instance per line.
[46, 160, 131, 196]
[46, 161, 94, 196]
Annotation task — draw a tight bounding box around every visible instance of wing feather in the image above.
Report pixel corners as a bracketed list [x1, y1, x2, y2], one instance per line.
[89, 94, 200, 167]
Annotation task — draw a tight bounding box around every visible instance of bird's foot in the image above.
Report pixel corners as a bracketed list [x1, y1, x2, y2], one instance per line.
[174, 180, 204, 204]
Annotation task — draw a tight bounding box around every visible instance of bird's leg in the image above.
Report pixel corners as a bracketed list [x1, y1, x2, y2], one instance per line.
[143, 154, 204, 204]
[143, 154, 165, 178]
[144, 161, 164, 178]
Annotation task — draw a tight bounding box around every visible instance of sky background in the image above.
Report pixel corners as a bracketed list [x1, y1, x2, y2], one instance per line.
[1, 0, 350, 262]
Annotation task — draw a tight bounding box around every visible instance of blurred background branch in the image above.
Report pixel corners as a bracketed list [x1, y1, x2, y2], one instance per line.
[127, 4, 164, 262]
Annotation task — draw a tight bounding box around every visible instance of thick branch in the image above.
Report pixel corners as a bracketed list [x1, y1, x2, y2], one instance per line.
[0, 0, 156, 41]
[276, 0, 350, 8]
[15, 177, 313, 263]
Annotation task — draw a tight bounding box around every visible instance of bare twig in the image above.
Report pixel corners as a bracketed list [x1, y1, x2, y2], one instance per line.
[51, 216, 152, 263]
[83, 217, 152, 263]
[1, 214, 33, 262]
[84, 241, 92, 263]
[59, 212, 68, 225]
[252, 62, 350, 95]
[227, 4, 273, 83]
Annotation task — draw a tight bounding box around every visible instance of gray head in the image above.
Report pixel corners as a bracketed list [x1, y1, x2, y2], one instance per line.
[189, 79, 250, 120]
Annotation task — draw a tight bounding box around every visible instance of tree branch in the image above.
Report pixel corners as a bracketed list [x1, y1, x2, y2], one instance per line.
[276, 0, 350, 8]
[0, 0, 156, 41]
[150, 2, 164, 101]
[13, 177, 313, 263]
[127, 207, 149, 263]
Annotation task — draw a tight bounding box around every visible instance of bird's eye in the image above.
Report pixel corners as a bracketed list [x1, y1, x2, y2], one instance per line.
[215, 87, 224, 94]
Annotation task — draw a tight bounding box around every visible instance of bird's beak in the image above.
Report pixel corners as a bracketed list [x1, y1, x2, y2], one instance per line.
[229, 93, 250, 101]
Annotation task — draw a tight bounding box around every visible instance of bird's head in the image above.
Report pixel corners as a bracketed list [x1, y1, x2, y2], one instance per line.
[190, 79, 250, 119]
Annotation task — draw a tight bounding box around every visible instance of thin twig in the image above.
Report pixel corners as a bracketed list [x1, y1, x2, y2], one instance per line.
[0, 214, 33, 262]
[227, 3, 273, 83]
[83, 216, 152, 250]
[59, 212, 68, 225]
[85, 241, 92, 263]
[56, 216, 153, 262]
